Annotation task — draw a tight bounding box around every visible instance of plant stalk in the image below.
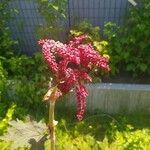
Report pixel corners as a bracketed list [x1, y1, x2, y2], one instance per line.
[48, 100, 56, 150]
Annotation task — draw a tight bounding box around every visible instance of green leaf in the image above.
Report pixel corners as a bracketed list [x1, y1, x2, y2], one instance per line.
[52, 5, 59, 11]
[126, 64, 135, 71]
[139, 63, 147, 72]
[0, 118, 47, 149]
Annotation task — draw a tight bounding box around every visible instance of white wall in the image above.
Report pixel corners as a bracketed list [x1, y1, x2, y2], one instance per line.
[65, 83, 150, 114]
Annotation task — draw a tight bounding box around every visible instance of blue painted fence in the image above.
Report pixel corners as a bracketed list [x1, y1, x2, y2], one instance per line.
[9, 0, 131, 54]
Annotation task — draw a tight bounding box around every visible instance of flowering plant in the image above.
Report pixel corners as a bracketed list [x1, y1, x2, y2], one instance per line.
[38, 34, 110, 149]
[39, 34, 110, 120]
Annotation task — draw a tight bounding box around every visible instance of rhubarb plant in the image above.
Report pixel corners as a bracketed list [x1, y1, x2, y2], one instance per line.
[38, 34, 110, 149]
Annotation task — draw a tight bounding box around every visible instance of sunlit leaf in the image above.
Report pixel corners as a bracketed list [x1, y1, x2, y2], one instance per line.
[0, 119, 47, 149]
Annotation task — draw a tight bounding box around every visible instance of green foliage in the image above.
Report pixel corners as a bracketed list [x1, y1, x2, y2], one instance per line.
[0, 52, 50, 148]
[9, 80, 47, 119]
[47, 133, 101, 150]
[0, 52, 50, 120]
[0, 0, 17, 57]
[104, 0, 150, 77]
[0, 118, 47, 149]
[0, 104, 16, 135]
[0, 105, 150, 149]
[100, 121, 150, 150]
[36, 0, 67, 40]
[0, 0, 50, 120]
[70, 20, 102, 40]
[0, 61, 7, 97]
[44, 119, 101, 150]
[5, 52, 50, 80]
[45, 114, 150, 150]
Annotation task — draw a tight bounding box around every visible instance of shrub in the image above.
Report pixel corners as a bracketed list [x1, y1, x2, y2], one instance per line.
[104, 0, 150, 77]
[0, 0, 17, 58]
[0, 61, 7, 91]
[5, 52, 50, 81]
[36, 0, 67, 40]
[0, 52, 50, 120]
[0, 104, 16, 135]
[100, 121, 150, 150]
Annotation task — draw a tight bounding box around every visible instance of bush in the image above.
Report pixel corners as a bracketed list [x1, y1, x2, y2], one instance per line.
[36, 0, 67, 40]
[0, 105, 16, 135]
[100, 121, 150, 150]
[0, 0, 17, 58]
[0, 52, 50, 120]
[0, 61, 7, 92]
[104, 0, 150, 77]
[0, 105, 150, 149]
[4, 52, 50, 80]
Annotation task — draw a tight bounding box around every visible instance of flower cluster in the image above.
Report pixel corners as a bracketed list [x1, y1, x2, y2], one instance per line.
[38, 35, 110, 120]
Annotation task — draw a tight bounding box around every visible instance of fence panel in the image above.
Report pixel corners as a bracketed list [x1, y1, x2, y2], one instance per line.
[68, 0, 128, 28]
[9, 0, 130, 54]
[9, 0, 44, 54]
